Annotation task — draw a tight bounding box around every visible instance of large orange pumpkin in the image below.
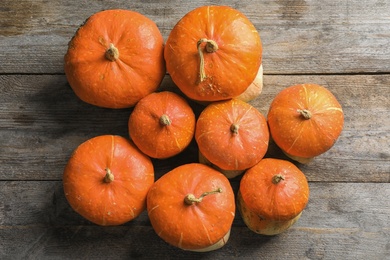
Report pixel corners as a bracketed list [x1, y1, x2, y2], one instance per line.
[164, 5, 262, 102]
[63, 135, 154, 226]
[238, 158, 310, 235]
[195, 98, 269, 178]
[64, 9, 165, 109]
[236, 64, 263, 102]
[267, 83, 344, 163]
[128, 91, 196, 159]
[147, 163, 235, 252]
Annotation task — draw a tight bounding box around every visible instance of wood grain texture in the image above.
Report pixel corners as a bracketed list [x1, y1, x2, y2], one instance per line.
[1, 181, 389, 228]
[0, 181, 389, 259]
[1, 225, 388, 259]
[0, 0, 389, 74]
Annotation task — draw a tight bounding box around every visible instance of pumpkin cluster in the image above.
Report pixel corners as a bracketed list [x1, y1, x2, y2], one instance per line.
[63, 6, 344, 252]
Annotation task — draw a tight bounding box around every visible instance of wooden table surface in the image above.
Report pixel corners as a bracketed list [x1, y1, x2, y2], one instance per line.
[1, 0, 389, 259]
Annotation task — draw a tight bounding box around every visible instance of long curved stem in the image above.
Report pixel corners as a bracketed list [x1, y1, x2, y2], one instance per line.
[197, 38, 218, 82]
[184, 187, 222, 205]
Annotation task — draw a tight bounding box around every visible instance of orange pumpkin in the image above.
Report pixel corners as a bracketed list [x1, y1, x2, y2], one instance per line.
[267, 83, 344, 163]
[147, 163, 235, 252]
[236, 64, 263, 102]
[64, 9, 165, 109]
[164, 5, 262, 102]
[195, 98, 269, 178]
[63, 135, 154, 226]
[128, 91, 196, 159]
[238, 158, 310, 235]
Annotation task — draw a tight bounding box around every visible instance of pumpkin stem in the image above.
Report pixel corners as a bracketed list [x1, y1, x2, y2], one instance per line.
[105, 43, 119, 62]
[197, 38, 219, 82]
[104, 168, 114, 183]
[272, 174, 285, 184]
[230, 123, 240, 134]
[159, 114, 171, 126]
[297, 109, 312, 120]
[184, 187, 222, 205]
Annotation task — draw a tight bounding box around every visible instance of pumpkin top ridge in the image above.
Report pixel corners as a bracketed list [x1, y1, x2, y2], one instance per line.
[301, 106, 343, 146]
[234, 104, 259, 124]
[284, 123, 305, 154]
[203, 6, 257, 36]
[108, 135, 115, 167]
[284, 118, 332, 156]
[106, 45, 162, 85]
[302, 84, 343, 113]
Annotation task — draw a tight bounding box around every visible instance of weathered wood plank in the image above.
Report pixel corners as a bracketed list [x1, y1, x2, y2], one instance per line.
[0, 181, 389, 259]
[1, 74, 389, 182]
[2, 181, 390, 228]
[0, 0, 389, 74]
[0, 225, 388, 259]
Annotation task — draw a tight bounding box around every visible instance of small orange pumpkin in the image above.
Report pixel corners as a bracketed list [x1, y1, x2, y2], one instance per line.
[267, 83, 344, 163]
[164, 5, 262, 102]
[64, 9, 165, 108]
[128, 91, 196, 159]
[195, 98, 269, 178]
[63, 135, 154, 226]
[147, 163, 235, 252]
[238, 158, 310, 235]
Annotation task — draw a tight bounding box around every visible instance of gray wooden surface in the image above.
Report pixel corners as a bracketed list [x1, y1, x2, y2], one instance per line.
[1, 0, 389, 259]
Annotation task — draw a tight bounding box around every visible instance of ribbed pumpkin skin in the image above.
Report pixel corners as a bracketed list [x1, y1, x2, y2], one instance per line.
[128, 91, 196, 159]
[164, 5, 262, 102]
[267, 84, 344, 160]
[63, 135, 154, 226]
[239, 158, 309, 222]
[147, 163, 235, 251]
[237, 191, 302, 235]
[195, 99, 269, 171]
[64, 9, 165, 109]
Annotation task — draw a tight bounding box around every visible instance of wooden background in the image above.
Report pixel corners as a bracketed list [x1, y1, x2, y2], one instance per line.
[1, 0, 389, 259]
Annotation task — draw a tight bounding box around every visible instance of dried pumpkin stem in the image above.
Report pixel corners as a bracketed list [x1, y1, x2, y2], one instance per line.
[159, 114, 171, 126]
[104, 168, 114, 183]
[105, 43, 119, 62]
[230, 123, 240, 134]
[272, 174, 285, 184]
[197, 38, 219, 82]
[297, 109, 312, 120]
[184, 187, 222, 205]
